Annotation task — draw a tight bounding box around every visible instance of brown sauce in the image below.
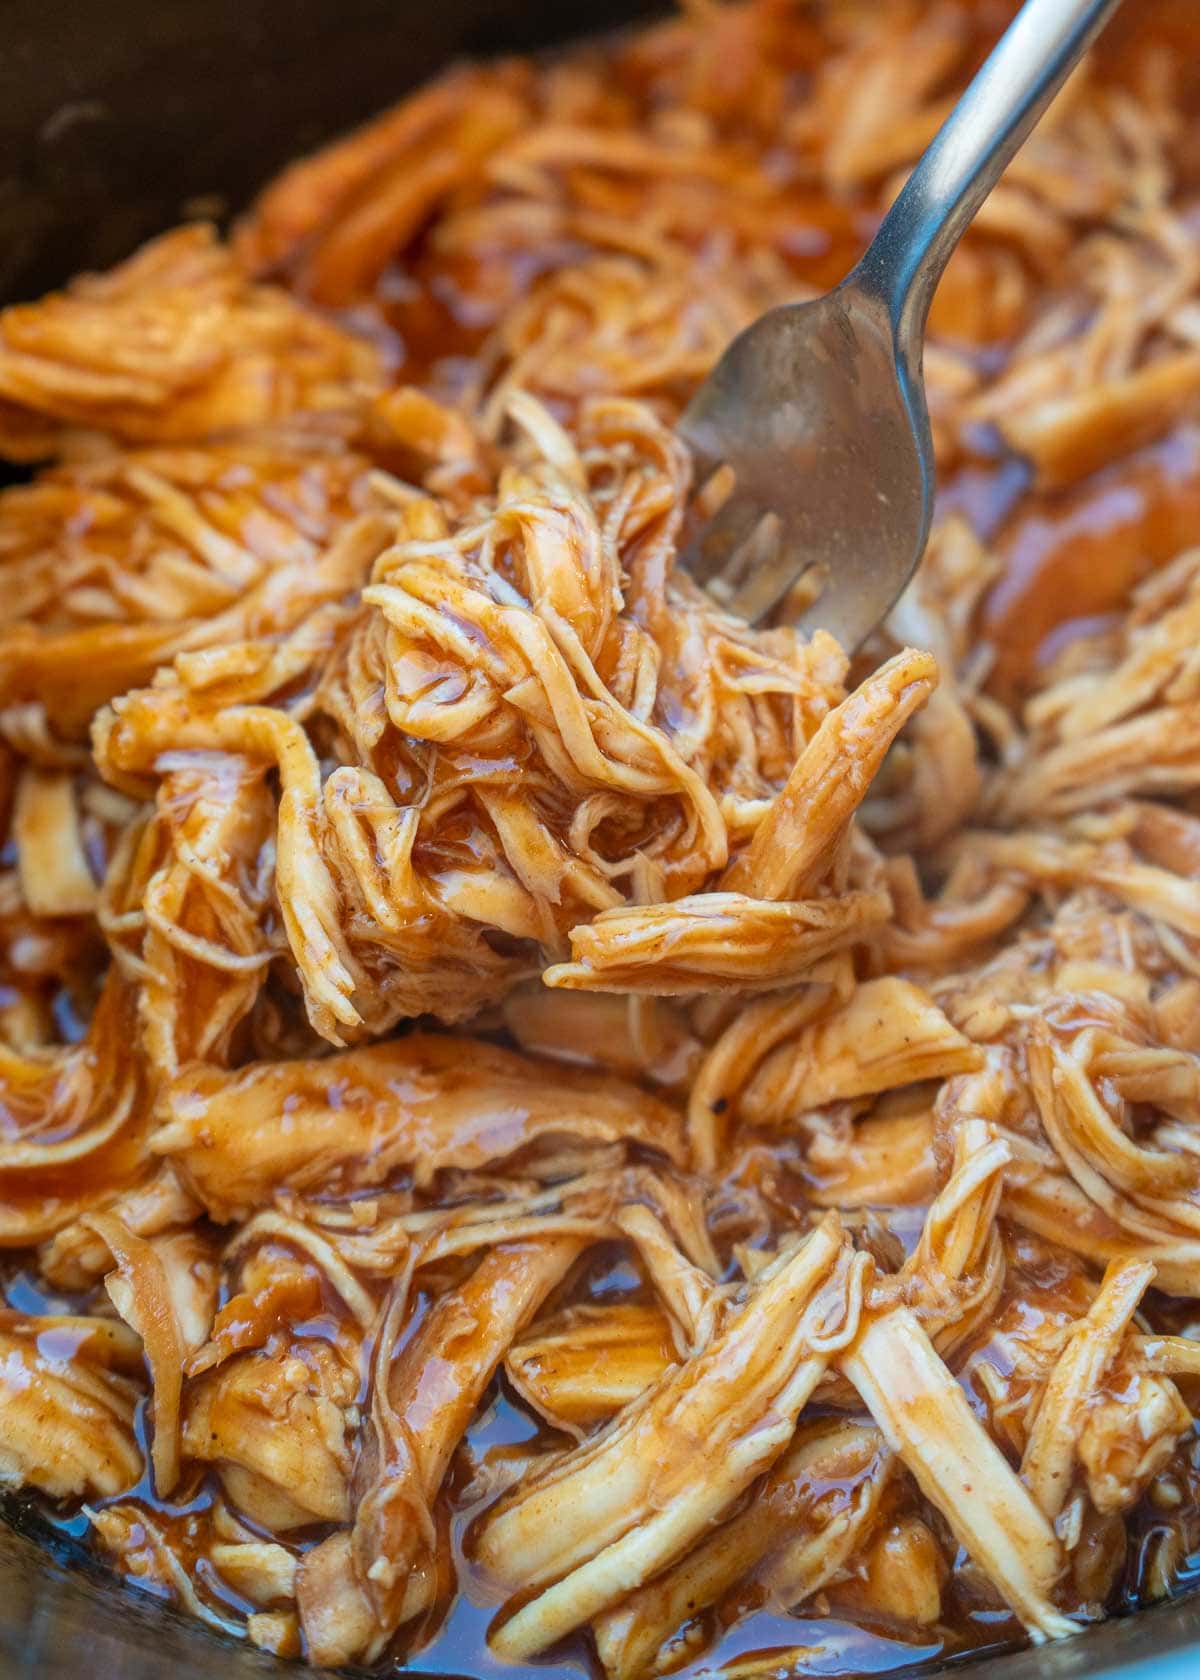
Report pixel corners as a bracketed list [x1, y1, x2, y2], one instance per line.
[979, 425, 1200, 699]
[6, 0, 1200, 1672]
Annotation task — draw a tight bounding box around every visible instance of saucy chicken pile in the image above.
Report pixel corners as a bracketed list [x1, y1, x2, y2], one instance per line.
[4, 0, 1200, 1672]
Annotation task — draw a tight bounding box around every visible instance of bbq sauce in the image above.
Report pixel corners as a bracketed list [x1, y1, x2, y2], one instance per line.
[979, 426, 1200, 700]
[7, 0, 1200, 1673]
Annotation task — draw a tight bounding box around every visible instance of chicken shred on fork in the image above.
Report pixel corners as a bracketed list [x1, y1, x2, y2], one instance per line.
[5, 0, 1200, 1676]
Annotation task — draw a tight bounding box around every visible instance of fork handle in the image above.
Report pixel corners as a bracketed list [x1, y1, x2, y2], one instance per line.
[853, 0, 1124, 365]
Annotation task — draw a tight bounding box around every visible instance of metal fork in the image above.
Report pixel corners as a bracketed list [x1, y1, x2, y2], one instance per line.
[679, 0, 1123, 648]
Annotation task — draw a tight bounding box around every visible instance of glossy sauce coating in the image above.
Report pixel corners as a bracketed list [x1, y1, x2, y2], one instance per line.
[4, 0, 1200, 1675]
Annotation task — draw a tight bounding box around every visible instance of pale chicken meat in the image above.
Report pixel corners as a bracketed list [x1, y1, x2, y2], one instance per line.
[739, 976, 981, 1121]
[152, 1031, 684, 1219]
[0, 440, 375, 742]
[1020, 1259, 1159, 1522]
[1078, 1371, 1194, 1518]
[544, 886, 893, 995]
[844, 1308, 1075, 1642]
[0, 973, 152, 1246]
[0, 1311, 144, 1499]
[183, 1342, 359, 1529]
[298, 1236, 581, 1664]
[39, 1162, 201, 1290]
[505, 1302, 679, 1433]
[3, 0, 1200, 1676]
[476, 1221, 867, 1659]
[0, 226, 382, 460]
[86, 1214, 218, 1495]
[592, 1419, 893, 1680]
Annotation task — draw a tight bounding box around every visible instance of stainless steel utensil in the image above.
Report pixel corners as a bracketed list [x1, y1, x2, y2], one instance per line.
[679, 0, 1123, 647]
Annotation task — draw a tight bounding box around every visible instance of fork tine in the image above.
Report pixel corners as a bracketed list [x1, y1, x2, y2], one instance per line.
[681, 434, 724, 496]
[790, 553, 891, 652]
[715, 524, 819, 628]
[683, 490, 769, 591]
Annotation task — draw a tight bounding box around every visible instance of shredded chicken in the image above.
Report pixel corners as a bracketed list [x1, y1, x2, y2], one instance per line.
[152, 1032, 684, 1219]
[478, 1218, 864, 1660]
[3, 0, 1200, 1675]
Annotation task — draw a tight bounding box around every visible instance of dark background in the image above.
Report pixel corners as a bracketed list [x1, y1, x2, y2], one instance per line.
[0, 0, 663, 304]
